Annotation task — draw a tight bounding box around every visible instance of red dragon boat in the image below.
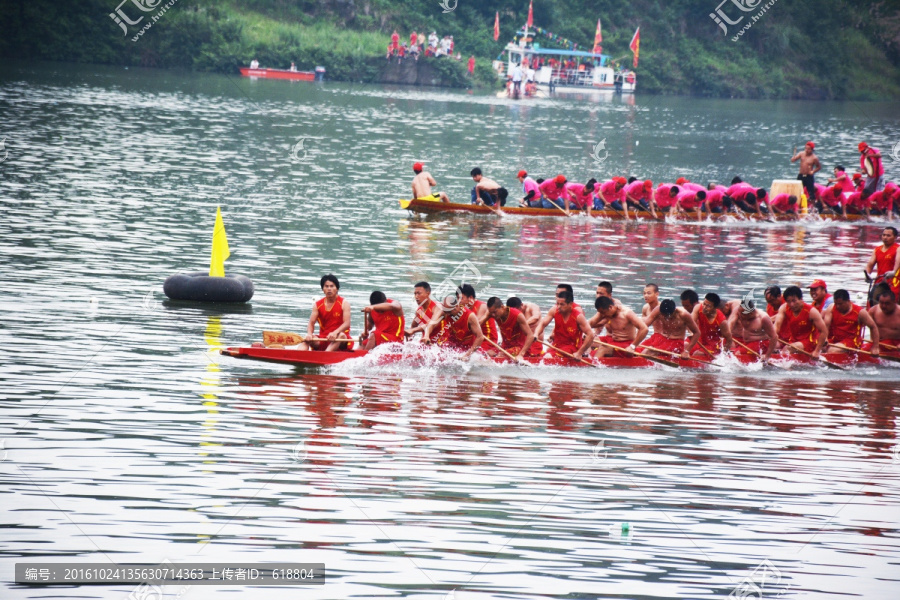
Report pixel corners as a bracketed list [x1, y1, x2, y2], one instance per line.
[239, 67, 315, 81]
[398, 198, 868, 222]
[221, 346, 879, 369]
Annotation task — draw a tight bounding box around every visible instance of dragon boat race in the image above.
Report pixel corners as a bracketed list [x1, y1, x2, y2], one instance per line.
[2, 1, 900, 598]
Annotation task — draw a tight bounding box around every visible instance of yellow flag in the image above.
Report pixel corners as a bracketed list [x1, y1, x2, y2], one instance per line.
[209, 206, 230, 277]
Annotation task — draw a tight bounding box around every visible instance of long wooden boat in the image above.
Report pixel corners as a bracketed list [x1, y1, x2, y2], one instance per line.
[239, 67, 315, 81]
[398, 198, 870, 222]
[221, 346, 880, 369]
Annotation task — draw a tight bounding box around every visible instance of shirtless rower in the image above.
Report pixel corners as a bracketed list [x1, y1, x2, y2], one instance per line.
[507, 297, 542, 331]
[641, 299, 700, 360]
[641, 283, 660, 319]
[470, 167, 508, 207]
[593, 281, 624, 334]
[727, 293, 777, 362]
[589, 296, 649, 358]
[405, 281, 442, 342]
[824, 289, 879, 355]
[864, 287, 900, 357]
[459, 283, 498, 351]
[687, 293, 733, 356]
[360, 291, 405, 350]
[411, 163, 450, 202]
[533, 290, 595, 360]
[773, 286, 828, 358]
[486, 297, 540, 361]
[422, 294, 484, 360]
[790, 141, 822, 203]
[680, 289, 700, 314]
[865, 226, 900, 305]
[299, 274, 353, 351]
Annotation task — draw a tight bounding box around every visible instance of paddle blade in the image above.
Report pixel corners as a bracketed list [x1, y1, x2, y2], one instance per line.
[398, 199, 412, 210]
[263, 330, 303, 347]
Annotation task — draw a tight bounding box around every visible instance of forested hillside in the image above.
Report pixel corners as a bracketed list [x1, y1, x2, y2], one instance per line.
[2, 0, 899, 99]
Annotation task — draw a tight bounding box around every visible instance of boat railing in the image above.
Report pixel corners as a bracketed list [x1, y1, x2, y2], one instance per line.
[550, 68, 595, 87]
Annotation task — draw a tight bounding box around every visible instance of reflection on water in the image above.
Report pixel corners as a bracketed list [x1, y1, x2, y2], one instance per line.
[1, 62, 899, 599]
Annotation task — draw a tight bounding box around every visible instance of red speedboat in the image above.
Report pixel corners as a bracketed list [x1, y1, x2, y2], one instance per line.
[220, 346, 879, 369]
[239, 67, 315, 81]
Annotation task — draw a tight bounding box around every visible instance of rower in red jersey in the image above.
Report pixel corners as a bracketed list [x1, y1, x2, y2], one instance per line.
[702, 183, 727, 215]
[673, 188, 707, 221]
[773, 286, 828, 358]
[764, 285, 790, 350]
[360, 291, 405, 349]
[589, 295, 648, 358]
[458, 284, 498, 351]
[405, 281, 443, 342]
[823, 289, 879, 354]
[653, 183, 680, 212]
[809, 279, 833, 313]
[624, 178, 657, 218]
[766, 193, 799, 217]
[486, 297, 540, 361]
[727, 292, 778, 362]
[598, 177, 630, 219]
[864, 286, 900, 357]
[534, 289, 595, 360]
[423, 294, 484, 360]
[640, 298, 700, 359]
[687, 293, 733, 356]
[865, 226, 900, 305]
[300, 274, 353, 351]
[867, 183, 897, 216]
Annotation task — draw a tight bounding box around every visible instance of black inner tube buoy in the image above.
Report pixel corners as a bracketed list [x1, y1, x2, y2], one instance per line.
[163, 271, 254, 303]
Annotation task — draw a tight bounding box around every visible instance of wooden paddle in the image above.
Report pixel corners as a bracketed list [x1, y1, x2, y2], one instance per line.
[832, 344, 900, 364]
[539, 339, 595, 366]
[594, 339, 681, 368]
[867, 340, 900, 351]
[777, 337, 846, 370]
[262, 330, 351, 347]
[546, 198, 572, 217]
[731, 338, 786, 369]
[484, 337, 520, 362]
[637, 344, 720, 367]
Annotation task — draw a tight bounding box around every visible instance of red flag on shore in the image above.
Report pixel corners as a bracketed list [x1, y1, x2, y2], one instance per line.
[494, 12, 500, 41]
[592, 19, 602, 54]
[526, 0, 534, 28]
[629, 27, 640, 68]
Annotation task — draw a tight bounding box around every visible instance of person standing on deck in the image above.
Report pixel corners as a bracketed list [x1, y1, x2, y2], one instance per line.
[858, 142, 885, 200]
[411, 163, 450, 203]
[790, 141, 821, 203]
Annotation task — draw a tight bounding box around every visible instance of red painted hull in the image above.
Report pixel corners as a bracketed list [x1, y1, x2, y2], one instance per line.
[221, 347, 879, 369]
[239, 67, 315, 81]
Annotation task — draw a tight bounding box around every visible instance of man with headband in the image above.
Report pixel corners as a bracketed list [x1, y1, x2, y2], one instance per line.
[422, 293, 484, 360]
[640, 299, 700, 360]
[727, 290, 778, 362]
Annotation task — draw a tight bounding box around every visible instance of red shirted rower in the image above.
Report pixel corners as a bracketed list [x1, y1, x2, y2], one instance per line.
[361, 291, 405, 350]
[865, 226, 900, 305]
[486, 297, 541, 360]
[423, 295, 484, 360]
[764, 285, 790, 348]
[457, 284, 498, 351]
[534, 289, 596, 360]
[300, 274, 353, 351]
[405, 281, 443, 342]
[823, 289, 879, 353]
[773, 286, 828, 358]
[687, 293, 733, 356]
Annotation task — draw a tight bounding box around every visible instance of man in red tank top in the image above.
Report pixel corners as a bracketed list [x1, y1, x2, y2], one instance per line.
[865, 227, 900, 305]
[486, 297, 540, 361]
[773, 286, 828, 358]
[534, 289, 595, 360]
[823, 289, 879, 353]
[361, 291, 405, 350]
[300, 274, 353, 351]
[686, 293, 733, 356]
[459, 284, 499, 351]
[405, 281, 443, 342]
[423, 294, 484, 360]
